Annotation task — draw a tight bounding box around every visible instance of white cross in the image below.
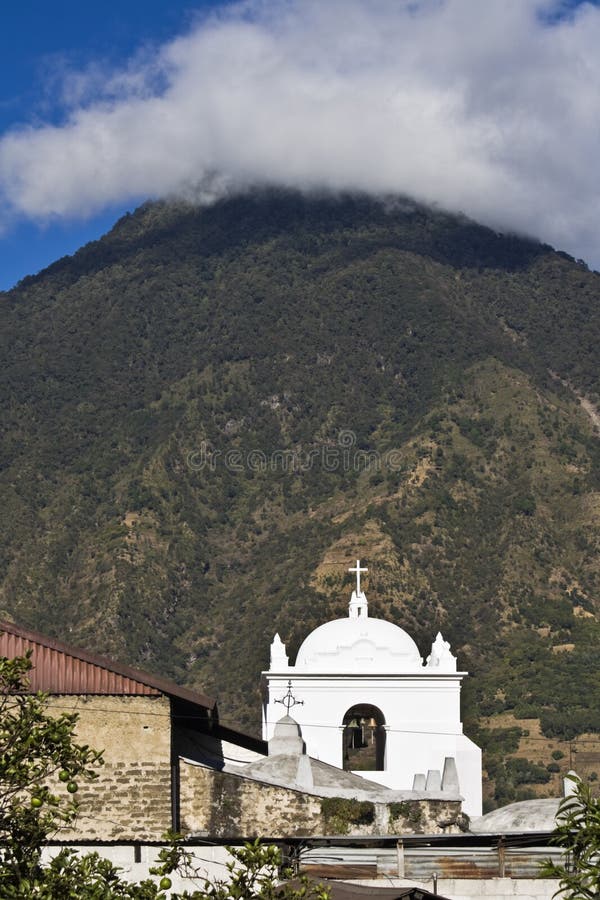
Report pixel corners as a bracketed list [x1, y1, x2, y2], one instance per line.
[349, 559, 368, 595]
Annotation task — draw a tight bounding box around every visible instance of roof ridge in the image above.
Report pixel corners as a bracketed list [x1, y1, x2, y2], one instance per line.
[0, 618, 216, 711]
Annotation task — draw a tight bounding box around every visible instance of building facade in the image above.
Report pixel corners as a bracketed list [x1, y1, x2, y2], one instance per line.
[262, 562, 482, 816]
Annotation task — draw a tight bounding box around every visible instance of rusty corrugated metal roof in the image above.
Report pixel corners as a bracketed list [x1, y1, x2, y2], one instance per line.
[0, 619, 216, 710]
[299, 840, 561, 882]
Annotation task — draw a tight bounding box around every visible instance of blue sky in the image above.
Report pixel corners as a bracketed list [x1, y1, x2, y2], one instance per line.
[0, 1, 228, 289]
[1, 0, 600, 291]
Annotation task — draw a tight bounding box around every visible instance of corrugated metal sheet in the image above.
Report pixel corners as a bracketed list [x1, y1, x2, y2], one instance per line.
[0, 620, 216, 709]
[402, 846, 555, 880]
[0, 629, 161, 695]
[301, 844, 562, 881]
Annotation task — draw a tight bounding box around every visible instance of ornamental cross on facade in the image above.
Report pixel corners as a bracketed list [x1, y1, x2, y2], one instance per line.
[349, 559, 368, 595]
[275, 680, 304, 713]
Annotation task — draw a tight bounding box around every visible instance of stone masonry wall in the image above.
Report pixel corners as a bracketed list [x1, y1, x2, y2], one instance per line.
[179, 762, 464, 838]
[180, 762, 324, 838]
[51, 694, 173, 841]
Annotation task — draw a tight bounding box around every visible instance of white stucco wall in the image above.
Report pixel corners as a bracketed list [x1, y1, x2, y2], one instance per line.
[42, 848, 560, 898]
[353, 878, 559, 899]
[263, 671, 482, 816]
[41, 844, 232, 893]
[263, 578, 482, 817]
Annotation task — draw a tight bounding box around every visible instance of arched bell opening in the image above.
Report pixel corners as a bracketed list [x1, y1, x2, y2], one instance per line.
[342, 704, 386, 771]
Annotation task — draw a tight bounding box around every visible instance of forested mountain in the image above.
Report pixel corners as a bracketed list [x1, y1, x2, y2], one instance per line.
[2, 189, 600, 808]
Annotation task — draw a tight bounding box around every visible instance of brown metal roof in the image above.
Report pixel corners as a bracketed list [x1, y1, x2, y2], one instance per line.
[0, 619, 216, 710]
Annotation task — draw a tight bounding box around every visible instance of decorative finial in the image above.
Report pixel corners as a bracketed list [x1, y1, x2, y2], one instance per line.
[425, 632, 457, 671]
[275, 680, 304, 714]
[270, 633, 289, 670]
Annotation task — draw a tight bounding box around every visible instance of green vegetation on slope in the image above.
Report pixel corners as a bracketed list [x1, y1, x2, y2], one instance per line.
[1, 189, 600, 807]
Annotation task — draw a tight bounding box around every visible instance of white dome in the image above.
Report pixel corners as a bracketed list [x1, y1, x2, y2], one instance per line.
[470, 798, 560, 833]
[295, 616, 423, 672]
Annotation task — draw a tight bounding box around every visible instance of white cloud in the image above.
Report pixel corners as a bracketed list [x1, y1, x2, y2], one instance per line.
[1, 0, 600, 265]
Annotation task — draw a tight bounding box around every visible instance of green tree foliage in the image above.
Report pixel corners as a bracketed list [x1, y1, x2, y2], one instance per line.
[0, 651, 327, 898]
[0, 651, 103, 892]
[0, 650, 178, 896]
[541, 776, 600, 898]
[196, 841, 329, 900]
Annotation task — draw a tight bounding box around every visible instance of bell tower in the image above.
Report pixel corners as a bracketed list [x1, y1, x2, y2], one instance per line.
[261, 560, 482, 816]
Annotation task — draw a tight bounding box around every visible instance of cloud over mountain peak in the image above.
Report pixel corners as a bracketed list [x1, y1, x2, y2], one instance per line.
[1, 0, 600, 266]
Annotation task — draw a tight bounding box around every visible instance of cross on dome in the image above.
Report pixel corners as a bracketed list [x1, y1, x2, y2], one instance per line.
[349, 559, 368, 595]
[348, 559, 368, 619]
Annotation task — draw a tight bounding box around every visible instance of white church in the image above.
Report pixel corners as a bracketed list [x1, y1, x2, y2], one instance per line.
[262, 561, 482, 816]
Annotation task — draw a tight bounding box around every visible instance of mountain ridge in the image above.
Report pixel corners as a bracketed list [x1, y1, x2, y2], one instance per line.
[2, 188, 600, 808]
